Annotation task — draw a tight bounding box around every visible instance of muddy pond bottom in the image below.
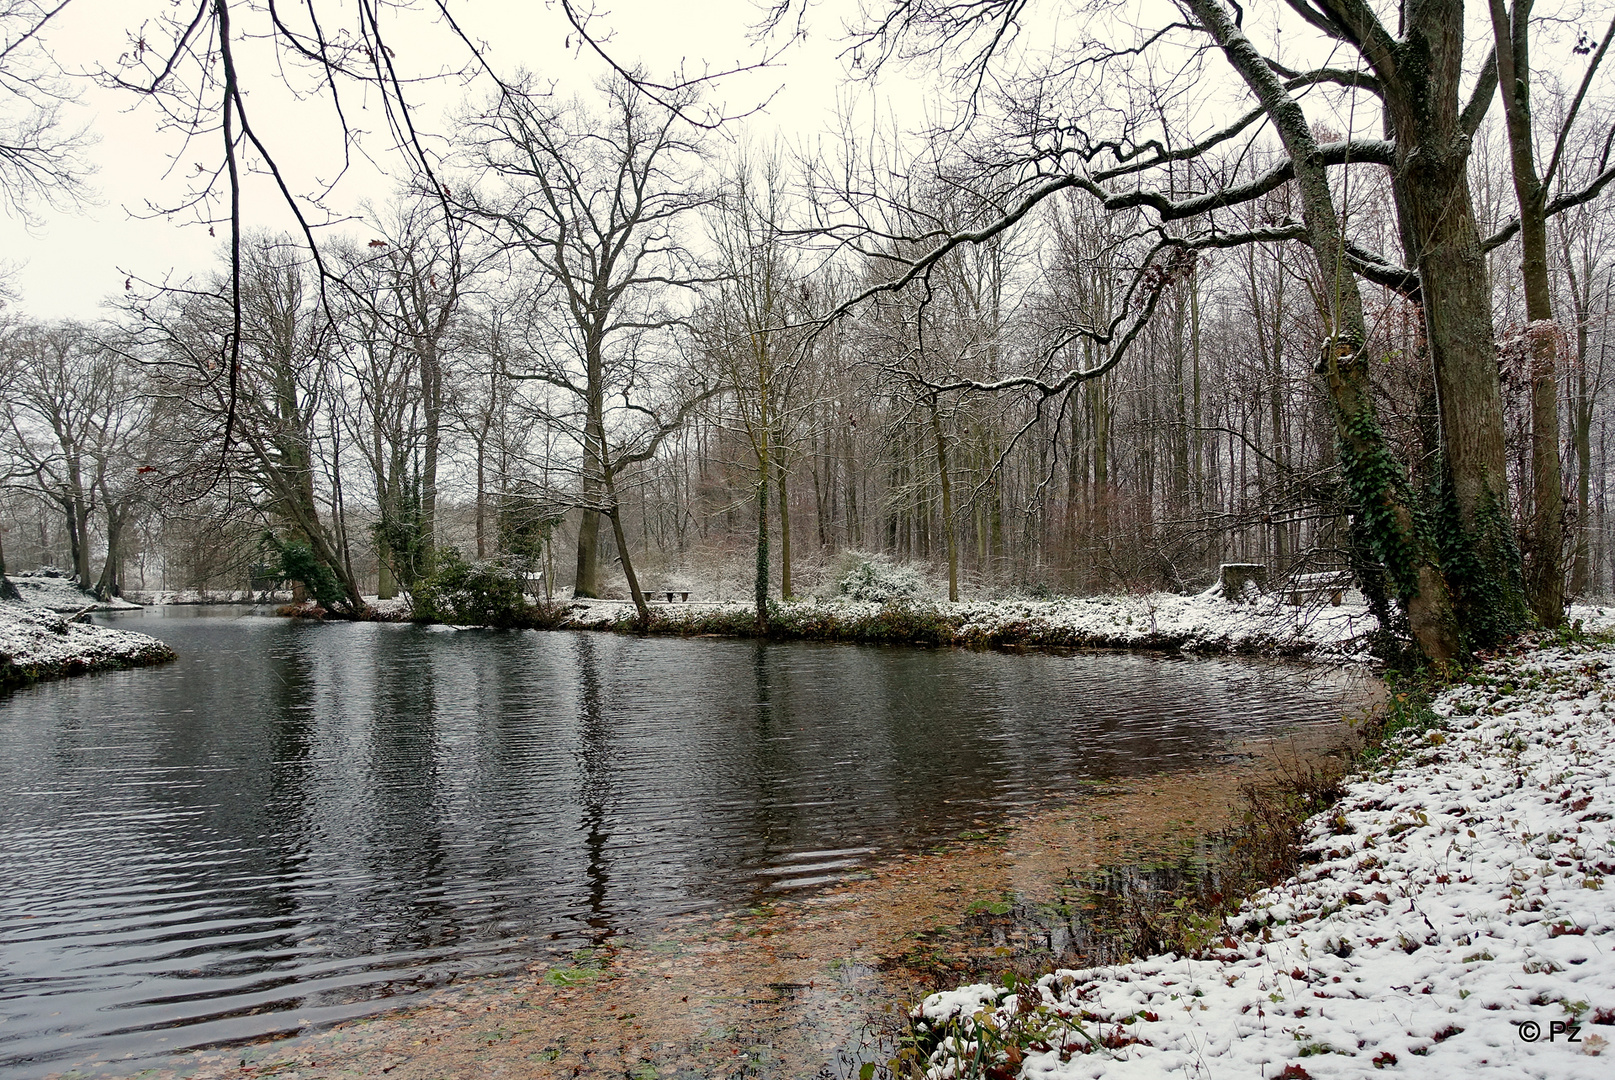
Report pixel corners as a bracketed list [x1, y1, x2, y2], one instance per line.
[0, 611, 1368, 1076]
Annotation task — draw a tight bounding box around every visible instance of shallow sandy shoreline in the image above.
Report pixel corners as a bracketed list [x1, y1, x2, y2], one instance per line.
[81, 729, 1354, 1080]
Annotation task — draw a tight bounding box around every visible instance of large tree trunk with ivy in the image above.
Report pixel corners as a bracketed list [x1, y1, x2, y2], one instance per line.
[1190, 0, 1460, 661]
[1391, 149, 1528, 646]
[1302, 0, 1527, 647]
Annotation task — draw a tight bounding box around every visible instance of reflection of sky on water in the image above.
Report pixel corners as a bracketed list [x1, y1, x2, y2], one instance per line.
[0, 610, 1364, 1075]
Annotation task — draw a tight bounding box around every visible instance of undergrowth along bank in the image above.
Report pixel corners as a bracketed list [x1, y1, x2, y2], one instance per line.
[1029, 673, 1440, 979]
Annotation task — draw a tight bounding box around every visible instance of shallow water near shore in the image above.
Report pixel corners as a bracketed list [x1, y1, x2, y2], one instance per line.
[0, 608, 1368, 1077]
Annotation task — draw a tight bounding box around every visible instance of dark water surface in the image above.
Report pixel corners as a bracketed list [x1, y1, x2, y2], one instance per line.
[0, 608, 1363, 1075]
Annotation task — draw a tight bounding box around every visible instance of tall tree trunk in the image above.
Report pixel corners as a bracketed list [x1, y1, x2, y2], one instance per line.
[1091, 377, 1109, 557]
[574, 509, 602, 598]
[420, 342, 441, 574]
[754, 434, 771, 633]
[812, 427, 831, 551]
[1564, 240, 1595, 596]
[776, 451, 792, 600]
[1269, 256, 1289, 575]
[574, 359, 607, 598]
[844, 422, 862, 549]
[1371, 1, 1525, 647]
[72, 496, 92, 588]
[475, 440, 487, 561]
[1490, 0, 1565, 627]
[604, 466, 649, 624]
[95, 505, 126, 600]
[930, 396, 959, 602]
[0, 527, 19, 601]
[1191, 269, 1203, 516]
[377, 546, 396, 600]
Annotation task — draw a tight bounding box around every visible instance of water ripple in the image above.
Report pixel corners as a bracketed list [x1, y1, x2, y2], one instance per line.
[0, 611, 1365, 1076]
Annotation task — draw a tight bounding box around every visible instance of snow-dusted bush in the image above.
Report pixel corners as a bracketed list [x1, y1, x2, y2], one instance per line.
[831, 551, 927, 603]
[413, 548, 565, 628]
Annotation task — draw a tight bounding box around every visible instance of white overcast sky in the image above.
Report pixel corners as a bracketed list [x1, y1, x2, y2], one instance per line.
[5, 0, 1570, 323]
[0, 0, 925, 322]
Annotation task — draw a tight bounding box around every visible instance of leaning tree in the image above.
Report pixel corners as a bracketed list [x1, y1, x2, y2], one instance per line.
[796, 0, 1615, 660]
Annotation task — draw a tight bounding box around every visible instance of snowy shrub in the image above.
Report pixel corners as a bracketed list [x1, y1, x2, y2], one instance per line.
[413, 548, 565, 629]
[832, 551, 926, 603]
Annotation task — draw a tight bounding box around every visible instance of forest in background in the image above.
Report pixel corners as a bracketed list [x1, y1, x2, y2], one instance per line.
[1, 2, 1613, 659]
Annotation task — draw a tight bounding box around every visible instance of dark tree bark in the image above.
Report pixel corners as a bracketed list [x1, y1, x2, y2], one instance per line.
[1485, 3, 1612, 622]
[1184, 0, 1461, 659]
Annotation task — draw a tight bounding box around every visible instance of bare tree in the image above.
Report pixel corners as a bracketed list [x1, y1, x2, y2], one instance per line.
[1486, 4, 1614, 626]
[457, 72, 716, 616]
[119, 237, 365, 612]
[0, 1, 93, 219]
[0, 322, 150, 597]
[332, 198, 484, 596]
[702, 146, 816, 629]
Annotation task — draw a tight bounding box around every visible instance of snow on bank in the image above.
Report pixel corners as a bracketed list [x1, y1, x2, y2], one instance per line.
[559, 589, 1378, 659]
[0, 602, 176, 688]
[7, 570, 142, 613]
[1571, 604, 1615, 636]
[124, 588, 292, 606]
[915, 641, 1615, 1078]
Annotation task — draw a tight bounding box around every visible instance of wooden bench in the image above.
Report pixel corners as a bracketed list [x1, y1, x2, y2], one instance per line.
[1284, 571, 1353, 606]
[657, 590, 691, 602]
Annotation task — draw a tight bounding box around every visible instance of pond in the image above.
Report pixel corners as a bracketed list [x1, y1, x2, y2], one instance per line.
[0, 608, 1365, 1076]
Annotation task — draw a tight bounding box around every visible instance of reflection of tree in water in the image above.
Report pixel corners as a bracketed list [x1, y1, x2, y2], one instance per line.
[360, 628, 457, 954]
[743, 642, 794, 862]
[572, 634, 615, 944]
[185, 626, 320, 959]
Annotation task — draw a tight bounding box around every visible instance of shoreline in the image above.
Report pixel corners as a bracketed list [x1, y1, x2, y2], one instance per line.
[0, 603, 176, 692]
[263, 589, 1394, 661]
[555, 593, 1377, 660]
[912, 635, 1615, 1078]
[82, 732, 1358, 1080]
[324, 592, 1615, 664]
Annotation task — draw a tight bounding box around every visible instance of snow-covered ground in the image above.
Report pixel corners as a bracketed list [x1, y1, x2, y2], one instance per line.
[7, 570, 142, 613]
[0, 600, 176, 688]
[1570, 604, 1615, 636]
[559, 589, 1379, 658]
[914, 640, 1615, 1078]
[123, 587, 293, 606]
